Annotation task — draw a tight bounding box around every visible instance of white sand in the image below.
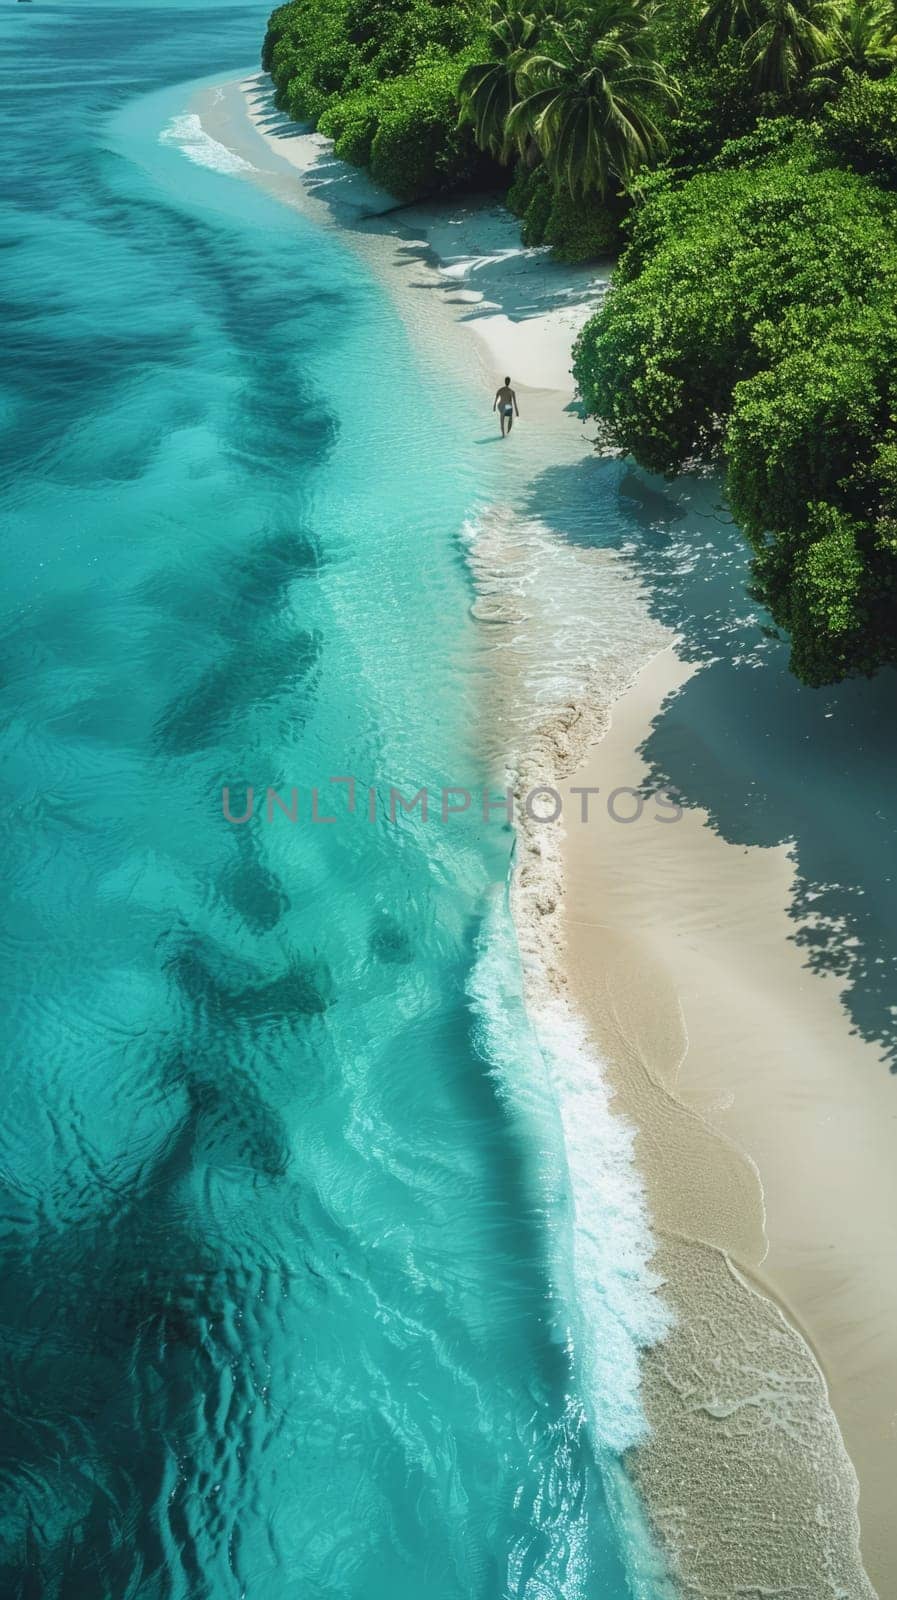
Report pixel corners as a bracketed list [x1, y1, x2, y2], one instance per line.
[197, 72, 894, 1597]
[224, 74, 606, 403]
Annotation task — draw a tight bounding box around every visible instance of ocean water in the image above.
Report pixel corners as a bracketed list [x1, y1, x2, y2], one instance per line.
[0, 6, 670, 1599]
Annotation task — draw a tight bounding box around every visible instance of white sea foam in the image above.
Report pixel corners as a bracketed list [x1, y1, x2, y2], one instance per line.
[159, 112, 253, 175]
[533, 996, 672, 1450]
[462, 503, 673, 1467]
[467, 894, 671, 1458]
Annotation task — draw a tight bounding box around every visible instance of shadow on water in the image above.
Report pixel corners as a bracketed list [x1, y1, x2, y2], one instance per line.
[0, 1097, 304, 1600]
[524, 453, 897, 1071]
[0, 917, 333, 1595]
[219, 834, 291, 934]
[154, 629, 322, 754]
[149, 524, 324, 754]
[162, 928, 331, 1030]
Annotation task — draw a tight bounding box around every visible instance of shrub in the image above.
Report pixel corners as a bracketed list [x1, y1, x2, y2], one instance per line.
[825, 70, 897, 185]
[727, 305, 897, 540]
[261, 4, 295, 72]
[368, 60, 480, 199]
[751, 505, 883, 685]
[507, 167, 621, 258]
[263, 0, 485, 196]
[318, 88, 380, 165]
[573, 150, 897, 473]
[573, 143, 897, 680]
[506, 161, 541, 218]
[506, 165, 554, 244]
[665, 47, 773, 171]
[543, 189, 622, 261]
[269, 5, 361, 122]
[712, 114, 822, 169]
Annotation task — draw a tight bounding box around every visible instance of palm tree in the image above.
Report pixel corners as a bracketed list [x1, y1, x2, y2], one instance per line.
[696, 0, 767, 48]
[506, 0, 677, 196]
[828, 0, 897, 75]
[744, 0, 835, 92]
[458, 8, 544, 162]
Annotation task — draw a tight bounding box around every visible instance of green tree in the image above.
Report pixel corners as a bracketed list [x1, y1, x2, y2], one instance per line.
[369, 58, 482, 196]
[506, 0, 677, 196]
[824, 68, 897, 181]
[827, 0, 897, 77]
[572, 134, 897, 681]
[458, 8, 543, 159]
[695, 0, 766, 49]
[743, 0, 835, 94]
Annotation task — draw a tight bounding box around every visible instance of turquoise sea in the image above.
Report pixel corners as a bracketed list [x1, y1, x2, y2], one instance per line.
[0, 4, 670, 1597]
[8, 5, 897, 1598]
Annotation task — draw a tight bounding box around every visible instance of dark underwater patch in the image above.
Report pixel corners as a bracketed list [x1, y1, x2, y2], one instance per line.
[220, 852, 290, 934]
[154, 629, 321, 755]
[163, 930, 330, 1024]
[368, 911, 414, 965]
[226, 527, 322, 624]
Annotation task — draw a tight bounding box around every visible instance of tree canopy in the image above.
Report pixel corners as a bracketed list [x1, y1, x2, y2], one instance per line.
[573, 121, 897, 681]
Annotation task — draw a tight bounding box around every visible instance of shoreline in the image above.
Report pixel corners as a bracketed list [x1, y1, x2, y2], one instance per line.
[212, 74, 608, 416]
[196, 73, 889, 1597]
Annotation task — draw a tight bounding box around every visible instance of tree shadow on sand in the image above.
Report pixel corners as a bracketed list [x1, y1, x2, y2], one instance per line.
[523, 451, 897, 1072]
[386, 230, 607, 327]
[245, 78, 609, 327]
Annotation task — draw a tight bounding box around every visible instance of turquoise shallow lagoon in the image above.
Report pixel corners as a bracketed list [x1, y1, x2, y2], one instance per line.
[0, 4, 671, 1597]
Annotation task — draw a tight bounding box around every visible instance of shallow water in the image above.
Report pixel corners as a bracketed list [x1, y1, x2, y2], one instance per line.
[0, 5, 671, 1597]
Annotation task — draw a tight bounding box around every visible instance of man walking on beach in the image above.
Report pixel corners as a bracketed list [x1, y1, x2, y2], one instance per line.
[494, 377, 519, 436]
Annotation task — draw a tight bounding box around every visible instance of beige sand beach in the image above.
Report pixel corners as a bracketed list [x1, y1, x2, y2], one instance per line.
[562, 651, 897, 1597]
[199, 73, 894, 1597]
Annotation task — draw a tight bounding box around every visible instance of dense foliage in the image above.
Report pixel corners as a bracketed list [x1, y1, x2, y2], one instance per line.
[263, 0, 486, 200]
[262, 0, 678, 248]
[824, 67, 897, 180]
[264, 0, 897, 680]
[458, 0, 677, 198]
[574, 89, 897, 683]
